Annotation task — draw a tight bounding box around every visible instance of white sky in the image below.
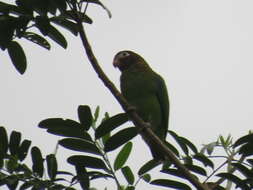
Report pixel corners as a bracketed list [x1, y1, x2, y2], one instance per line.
[1, 0, 253, 189]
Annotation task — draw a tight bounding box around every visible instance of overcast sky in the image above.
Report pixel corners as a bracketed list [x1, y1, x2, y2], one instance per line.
[1, 0, 253, 189]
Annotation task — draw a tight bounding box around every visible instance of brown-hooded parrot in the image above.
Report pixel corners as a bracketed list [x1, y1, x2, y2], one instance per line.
[113, 50, 169, 160]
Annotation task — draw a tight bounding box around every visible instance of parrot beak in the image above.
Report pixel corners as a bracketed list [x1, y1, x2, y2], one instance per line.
[113, 58, 121, 68]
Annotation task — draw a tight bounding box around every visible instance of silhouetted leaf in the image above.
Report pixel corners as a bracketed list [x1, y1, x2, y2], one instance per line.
[234, 134, 253, 148]
[161, 168, 186, 179]
[141, 174, 151, 182]
[169, 130, 189, 155]
[0, 127, 8, 155]
[50, 0, 67, 12]
[138, 159, 160, 176]
[39, 118, 92, 141]
[114, 142, 132, 171]
[121, 166, 134, 185]
[216, 173, 251, 190]
[151, 179, 191, 190]
[75, 165, 89, 190]
[77, 105, 93, 131]
[80, 0, 112, 18]
[232, 163, 253, 178]
[7, 41, 27, 74]
[238, 143, 253, 156]
[51, 17, 78, 36]
[95, 113, 128, 139]
[193, 153, 214, 169]
[88, 171, 113, 180]
[104, 127, 137, 152]
[48, 25, 67, 48]
[24, 32, 50, 50]
[0, 15, 16, 50]
[31, 146, 44, 177]
[46, 154, 57, 180]
[9, 131, 21, 156]
[164, 141, 179, 157]
[68, 155, 108, 171]
[180, 136, 198, 154]
[59, 138, 101, 155]
[185, 164, 206, 176]
[18, 139, 31, 161]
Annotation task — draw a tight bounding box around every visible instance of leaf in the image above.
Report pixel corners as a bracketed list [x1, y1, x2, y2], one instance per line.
[18, 139, 31, 161]
[75, 165, 89, 190]
[234, 133, 253, 148]
[31, 146, 44, 177]
[39, 118, 92, 141]
[0, 127, 8, 155]
[180, 136, 198, 154]
[80, 0, 112, 18]
[184, 164, 207, 176]
[164, 141, 179, 157]
[238, 143, 253, 156]
[0, 15, 16, 50]
[7, 41, 27, 74]
[138, 159, 160, 176]
[216, 173, 251, 190]
[114, 142, 132, 171]
[151, 179, 191, 190]
[141, 174, 151, 183]
[46, 154, 57, 180]
[77, 105, 93, 131]
[50, 0, 67, 12]
[95, 113, 128, 139]
[48, 25, 67, 48]
[59, 138, 101, 155]
[161, 168, 187, 179]
[232, 163, 253, 178]
[9, 131, 21, 156]
[68, 155, 108, 171]
[104, 127, 137, 152]
[121, 166, 135, 185]
[24, 32, 50, 50]
[51, 17, 78, 36]
[88, 171, 113, 180]
[193, 153, 214, 169]
[168, 131, 189, 155]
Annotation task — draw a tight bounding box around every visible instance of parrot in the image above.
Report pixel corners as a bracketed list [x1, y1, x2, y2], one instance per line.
[113, 50, 169, 160]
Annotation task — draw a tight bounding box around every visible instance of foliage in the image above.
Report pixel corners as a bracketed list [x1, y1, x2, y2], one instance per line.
[1, 0, 253, 190]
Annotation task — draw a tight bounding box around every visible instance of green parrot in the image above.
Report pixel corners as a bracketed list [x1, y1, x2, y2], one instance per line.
[113, 50, 169, 160]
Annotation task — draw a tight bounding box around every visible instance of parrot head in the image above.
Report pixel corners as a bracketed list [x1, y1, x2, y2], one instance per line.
[113, 50, 147, 71]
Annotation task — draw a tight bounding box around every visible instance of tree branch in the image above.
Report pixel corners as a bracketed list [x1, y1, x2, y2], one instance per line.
[74, 16, 211, 190]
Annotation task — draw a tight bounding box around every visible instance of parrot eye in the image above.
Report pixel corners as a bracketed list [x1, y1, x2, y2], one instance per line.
[118, 51, 130, 58]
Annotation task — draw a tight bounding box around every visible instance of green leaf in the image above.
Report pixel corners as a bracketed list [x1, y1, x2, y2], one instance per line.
[46, 154, 57, 180]
[216, 173, 251, 190]
[68, 155, 108, 171]
[80, 0, 112, 18]
[51, 17, 78, 36]
[104, 127, 137, 152]
[180, 136, 198, 154]
[238, 143, 253, 156]
[7, 41, 27, 74]
[31, 146, 44, 177]
[0, 15, 16, 50]
[75, 165, 89, 190]
[18, 139, 31, 161]
[50, 0, 67, 12]
[151, 179, 191, 190]
[184, 164, 207, 176]
[193, 153, 214, 169]
[141, 174, 151, 183]
[24, 32, 50, 50]
[114, 142, 132, 171]
[234, 133, 253, 148]
[39, 118, 92, 141]
[138, 159, 160, 176]
[161, 168, 187, 179]
[232, 163, 253, 178]
[168, 130, 189, 155]
[164, 141, 179, 157]
[59, 138, 101, 155]
[0, 127, 8, 155]
[77, 105, 93, 131]
[121, 166, 135, 185]
[9, 131, 21, 156]
[95, 113, 128, 139]
[88, 171, 113, 180]
[94, 106, 100, 122]
[48, 25, 67, 48]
